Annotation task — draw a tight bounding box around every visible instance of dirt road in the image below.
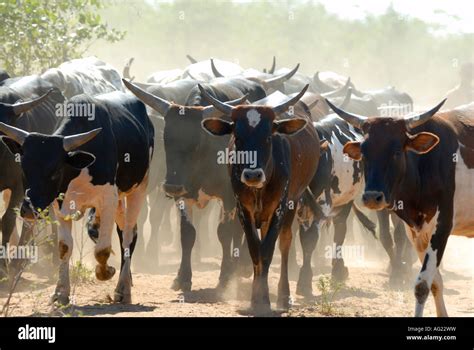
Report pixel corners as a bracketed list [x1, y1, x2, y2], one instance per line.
[1, 235, 472, 317]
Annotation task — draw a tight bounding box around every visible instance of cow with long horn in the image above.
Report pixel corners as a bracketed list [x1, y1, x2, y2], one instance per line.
[124, 76, 266, 292]
[0, 75, 64, 278]
[0, 91, 154, 305]
[327, 98, 474, 317]
[201, 84, 321, 314]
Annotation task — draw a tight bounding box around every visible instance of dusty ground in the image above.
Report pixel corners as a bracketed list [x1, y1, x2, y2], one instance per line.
[1, 235, 472, 317]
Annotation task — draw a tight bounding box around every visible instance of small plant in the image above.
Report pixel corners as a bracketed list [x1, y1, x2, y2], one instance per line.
[317, 275, 344, 315]
[70, 261, 94, 285]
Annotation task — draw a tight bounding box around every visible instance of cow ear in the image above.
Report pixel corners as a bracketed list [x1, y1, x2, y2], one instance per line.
[66, 151, 96, 169]
[405, 132, 439, 154]
[0, 136, 23, 156]
[273, 118, 307, 135]
[343, 141, 362, 160]
[201, 118, 233, 136]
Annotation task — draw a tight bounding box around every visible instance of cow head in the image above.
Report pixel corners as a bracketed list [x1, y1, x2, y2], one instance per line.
[0, 123, 101, 219]
[201, 84, 309, 189]
[123, 79, 248, 198]
[0, 90, 53, 123]
[326, 98, 446, 210]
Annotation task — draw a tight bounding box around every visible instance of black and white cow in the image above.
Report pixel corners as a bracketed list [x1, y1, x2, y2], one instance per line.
[0, 91, 154, 304]
[0, 75, 64, 277]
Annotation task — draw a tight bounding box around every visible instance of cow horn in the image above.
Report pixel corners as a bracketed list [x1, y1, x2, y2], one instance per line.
[264, 63, 299, 88]
[404, 99, 446, 129]
[198, 84, 233, 116]
[186, 70, 200, 81]
[338, 87, 352, 109]
[268, 56, 276, 74]
[321, 77, 351, 98]
[63, 128, 102, 152]
[0, 122, 30, 145]
[186, 54, 197, 64]
[272, 84, 308, 115]
[210, 58, 224, 78]
[11, 89, 53, 116]
[123, 57, 135, 81]
[325, 98, 367, 129]
[203, 94, 249, 118]
[313, 71, 333, 92]
[123, 79, 171, 116]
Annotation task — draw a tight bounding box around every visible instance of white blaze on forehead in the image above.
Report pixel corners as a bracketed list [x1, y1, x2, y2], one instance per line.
[246, 109, 261, 128]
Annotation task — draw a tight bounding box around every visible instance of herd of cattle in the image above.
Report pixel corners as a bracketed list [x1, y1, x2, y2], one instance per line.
[0, 56, 472, 317]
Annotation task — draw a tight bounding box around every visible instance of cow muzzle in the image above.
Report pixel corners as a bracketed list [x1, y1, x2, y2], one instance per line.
[241, 168, 266, 188]
[161, 183, 187, 197]
[362, 191, 387, 210]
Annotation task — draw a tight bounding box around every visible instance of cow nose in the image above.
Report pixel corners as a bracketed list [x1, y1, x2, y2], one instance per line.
[362, 191, 386, 210]
[241, 168, 266, 188]
[161, 183, 187, 197]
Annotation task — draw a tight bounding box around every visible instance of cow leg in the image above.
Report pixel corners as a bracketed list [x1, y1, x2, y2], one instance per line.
[172, 199, 195, 292]
[331, 203, 352, 282]
[145, 190, 167, 266]
[0, 187, 22, 279]
[94, 188, 118, 283]
[410, 210, 451, 317]
[296, 221, 319, 297]
[377, 210, 401, 286]
[160, 199, 174, 245]
[237, 204, 269, 314]
[114, 179, 147, 304]
[431, 270, 448, 317]
[133, 195, 148, 271]
[392, 215, 411, 285]
[50, 216, 73, 305]
[277, 211, 296, 310]
[193, 210, 202, 264]
[288, 229, 299, 281]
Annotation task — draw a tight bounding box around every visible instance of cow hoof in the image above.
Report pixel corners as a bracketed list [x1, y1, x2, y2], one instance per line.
[331, 265, 349, 282]
[251, 303, 272, 316]
[95, 265, 116, 281]
[50, 292, 70, 306]
[171, 278, 191, 292]
[276, 297, 290, 311]
[296, 283, 313, 298]
[216, 280, 229, 292]
[114, 291, 132, 304]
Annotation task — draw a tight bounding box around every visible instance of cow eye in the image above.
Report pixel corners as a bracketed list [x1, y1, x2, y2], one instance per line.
[267, 136, 272, 143]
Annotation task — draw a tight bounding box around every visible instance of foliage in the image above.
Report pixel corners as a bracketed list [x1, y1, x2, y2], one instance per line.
[91, 0, 473, 103]
[0, 0, 125, 75]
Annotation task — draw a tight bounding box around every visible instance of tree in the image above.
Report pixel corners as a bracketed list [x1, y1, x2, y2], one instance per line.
[0, 0, 125, 76]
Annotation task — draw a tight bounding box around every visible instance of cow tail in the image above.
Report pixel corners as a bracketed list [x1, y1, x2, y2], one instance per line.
[352, 203, 377, 238]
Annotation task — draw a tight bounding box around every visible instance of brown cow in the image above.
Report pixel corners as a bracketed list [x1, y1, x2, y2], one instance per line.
[327, 98, 474, 317]
[201, 84, 321, 314]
